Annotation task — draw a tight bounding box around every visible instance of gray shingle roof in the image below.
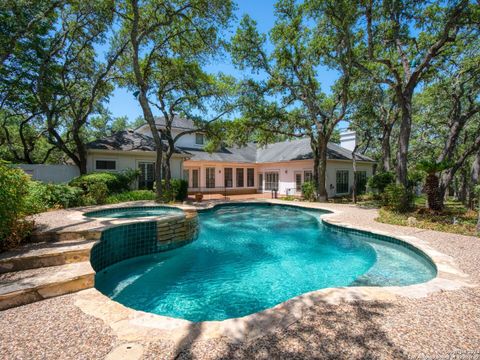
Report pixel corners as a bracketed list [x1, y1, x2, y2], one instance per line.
[178, 143, 258, 163]
[88, 130, 374, 163]
[180, 138, 374, 163]
[154, 116, 196, 130]
[87, 130, 185, 154]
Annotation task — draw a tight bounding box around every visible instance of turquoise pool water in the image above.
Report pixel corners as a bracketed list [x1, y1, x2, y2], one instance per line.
[95, 204, 436, 321]
[84, 206, 183, 219]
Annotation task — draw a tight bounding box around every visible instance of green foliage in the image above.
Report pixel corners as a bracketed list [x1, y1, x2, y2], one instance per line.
[301, 181, 316, 202]
[69, 170, 139, 195]
[82, 182, 109, 206]
[383, 184, 415, 213]
[0, 163, 33, 250]
[106, 190, 157, 204]
[157, 179, 189, 202]
[367, 172, 395, 193]
[416, 160, 453, 175]
[24, 182, 83, 214]
[280, 195, 297, 201]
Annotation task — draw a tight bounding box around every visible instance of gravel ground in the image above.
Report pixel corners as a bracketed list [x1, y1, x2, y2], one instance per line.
[2, 202, 479, 360]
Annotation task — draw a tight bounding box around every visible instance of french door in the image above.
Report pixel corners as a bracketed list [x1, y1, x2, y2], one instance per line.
[265, 172, 279, 190]
[206, 167, 215, 188]
[138, 162, 155, 190]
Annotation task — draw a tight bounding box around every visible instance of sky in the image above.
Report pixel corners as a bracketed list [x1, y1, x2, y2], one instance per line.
[106, 0, 339, 122]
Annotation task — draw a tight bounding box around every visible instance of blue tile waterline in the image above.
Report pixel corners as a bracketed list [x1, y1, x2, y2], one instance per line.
[94, 203, 437, 322]
[84, 206, 183, 219]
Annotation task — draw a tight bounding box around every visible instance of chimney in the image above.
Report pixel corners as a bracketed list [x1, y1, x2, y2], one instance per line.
[339, 131, 357, 152]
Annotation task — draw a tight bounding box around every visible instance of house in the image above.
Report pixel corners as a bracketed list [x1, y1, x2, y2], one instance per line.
[86, 117, 375, 197]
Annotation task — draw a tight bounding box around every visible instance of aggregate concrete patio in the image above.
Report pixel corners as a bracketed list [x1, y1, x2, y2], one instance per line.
[0, 200, 479, 359]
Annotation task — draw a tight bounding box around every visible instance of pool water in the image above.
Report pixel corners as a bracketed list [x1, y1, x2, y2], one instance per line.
[84, 206, 183, 219]
[95, 204, 436, 321]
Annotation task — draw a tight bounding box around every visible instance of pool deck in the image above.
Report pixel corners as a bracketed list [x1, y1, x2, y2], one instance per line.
[1, 200, 479, 359]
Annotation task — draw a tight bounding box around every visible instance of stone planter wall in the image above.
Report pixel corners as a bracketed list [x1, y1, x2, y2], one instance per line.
[90, 209, 199, 272]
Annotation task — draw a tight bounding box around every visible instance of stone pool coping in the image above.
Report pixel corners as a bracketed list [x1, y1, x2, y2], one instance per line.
[29, 201, 199, 242]
[39, 199, 471, 344]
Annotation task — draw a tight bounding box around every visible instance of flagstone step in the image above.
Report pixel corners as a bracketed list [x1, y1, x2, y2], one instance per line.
[0, 261, 94, 310]
[0, 240, 95, 274]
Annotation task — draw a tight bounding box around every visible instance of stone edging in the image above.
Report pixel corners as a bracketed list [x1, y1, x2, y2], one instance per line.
[71, 199, 474, 346]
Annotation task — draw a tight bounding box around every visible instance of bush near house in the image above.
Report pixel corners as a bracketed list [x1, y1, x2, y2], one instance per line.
[0, 163, 34, 251]
[69, 169, 140, 205]
[105, 190, 157, 204]
[24, 181, 84, 214]
[367, 171, 395, 194]
[69, 169, 139, 195]
[155, 179, 189, 202]
[382, 183, 415, 212]
[301, 181, 316, 201]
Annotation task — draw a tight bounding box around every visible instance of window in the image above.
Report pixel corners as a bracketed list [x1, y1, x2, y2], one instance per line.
[336, 170, 349, 194]
[183, 169, 189, 186]
[195, 133, 204, 145]
[247, 168, 254, 187]
[265, 172, 279, 190]
[192, 169, 199, 188]
[95, 160, 116, 170]
[295, 173, 302, 191]
[355, 171, 368, 194]
[224, 168, 233, 188]
[236, 168, 244, 187]
[138, 162, 154, 190]
[304, 170, 313, 183]
[258, 173, 263, 190]
[206, 167, 215, 188]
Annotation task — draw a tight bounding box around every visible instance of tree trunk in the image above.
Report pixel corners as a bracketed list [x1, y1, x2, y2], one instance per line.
[352, 146, 359, 204]
[72, 125, 87, 174]
[138, 93, 163, 201]
[425, 173, 443, 211]
[381, 125, 392, 172]
[396, 91, 413, 187]
[130, 0, 163, 201]
[457, 168, 468, 205]
[314, 137, 328, 202]
[477, 208, 480, 234]
[469, 149, 480, 209]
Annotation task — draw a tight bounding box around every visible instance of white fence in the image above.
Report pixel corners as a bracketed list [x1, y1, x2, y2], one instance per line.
[14, 164, 80, 184]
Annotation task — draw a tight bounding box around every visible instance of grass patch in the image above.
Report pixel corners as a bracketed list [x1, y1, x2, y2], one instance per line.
[376, 198, 479, 237]
[105, 190, 156, 204]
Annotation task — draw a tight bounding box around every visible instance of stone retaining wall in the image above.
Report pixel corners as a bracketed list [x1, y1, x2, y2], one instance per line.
[90, 209, 199, 272]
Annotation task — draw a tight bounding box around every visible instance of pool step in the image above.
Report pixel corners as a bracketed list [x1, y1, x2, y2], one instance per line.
[0, 240, 96, 274]
[30, 229, 102, 243]
[0, 261, 94, 310]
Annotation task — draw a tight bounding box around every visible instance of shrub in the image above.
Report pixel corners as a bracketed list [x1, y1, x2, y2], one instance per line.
[383, 183, 415, 213]
[24, 181, 83, 214]
[106, 190, 157, 204]
[170, 179, 188, 201]
[0, 163, 33, 250]
[302, 181, 316, 201]
[155, 179, 189, 202]
[367, 172, 395, 193]
[82, 181, 108, 205]
[69, 169, 139, 194]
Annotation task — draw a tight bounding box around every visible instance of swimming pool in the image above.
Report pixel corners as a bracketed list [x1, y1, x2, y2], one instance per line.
[84, 206, 183, 219]
[94, 203, 436, 321]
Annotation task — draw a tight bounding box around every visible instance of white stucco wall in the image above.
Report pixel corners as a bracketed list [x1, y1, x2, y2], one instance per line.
[86, 150, 184, 188]
[184, 159, 373, 197]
